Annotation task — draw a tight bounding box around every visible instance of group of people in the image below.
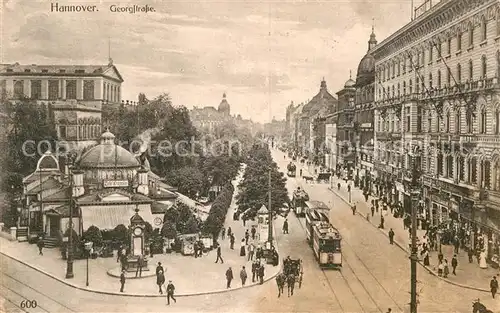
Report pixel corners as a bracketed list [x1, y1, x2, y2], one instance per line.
[154, 262, 177, 304]
[225, 261, 266, 288]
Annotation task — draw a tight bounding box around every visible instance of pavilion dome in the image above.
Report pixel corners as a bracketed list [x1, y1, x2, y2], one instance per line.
[78, 130, 140, 169]
[36, 151, 59, 171]
[218, 93, 230, 115]
[344, 78, 356, 89]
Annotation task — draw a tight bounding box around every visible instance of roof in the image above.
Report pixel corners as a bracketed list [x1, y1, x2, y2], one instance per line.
[305, 200, 329, 210]
[151, 201, 174, 214]
[77, 189, 152, 203]
[356, 53, 375, 87]
[344, 78, 356, 88]
[1, 63, 124, 82]
[78, 142, 140, 169]
[25, 177, 63, 195]
[51, 102, 102, 113]
[149, 187, 178, 200]
[23, 170, 61, 184]
[44, 187, 70, 201]
[258, 205, 269, 214]
[218, 93, 230, 111]
[81, 205, 154, 231]
[301, 80, 337, 117]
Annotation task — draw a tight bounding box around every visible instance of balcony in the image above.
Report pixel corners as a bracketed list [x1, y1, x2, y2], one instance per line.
[459, 134, 500, 144]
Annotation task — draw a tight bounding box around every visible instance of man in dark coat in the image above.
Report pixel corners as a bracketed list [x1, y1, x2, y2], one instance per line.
[215, 245, 224, 263]
[120, 270, 126, 292]
[226, 267, 233, 288]
[245, 230, 250, 244]
[490, 276, 498, 299]
[221, 227, 226, 240]
[157, 270, 165, 294]
[258, 264, 265, 284]
[135, 254, 144, 277]
[230, 234, 235, 250]
[451, 255, 458, 275]
[166, 280, 176, 304]
[251, 227, 256, 240]
[252, 261, 258, 282]
[282, 219, 289, 234]
[388, 229, 395, 245]
[156, 262, 164, 276]
[37, 238, 44, 255]
[240, 266, 248, 286]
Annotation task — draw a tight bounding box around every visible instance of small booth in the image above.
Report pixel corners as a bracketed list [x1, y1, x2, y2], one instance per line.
[199, 234, 214, 250]
[178, 234, 199, 255]
[257, 205, 270, 243]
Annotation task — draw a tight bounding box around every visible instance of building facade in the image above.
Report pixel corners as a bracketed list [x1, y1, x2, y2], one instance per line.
[372, 0, 500, 265]
[335, 78, 357, 175]
[190, 93, 231, 133]
[355, 29, 378, 189]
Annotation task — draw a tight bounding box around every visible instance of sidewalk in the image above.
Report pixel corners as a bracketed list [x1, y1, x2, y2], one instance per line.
[328, 174, 499, 293]
[0, 166, 281, 297]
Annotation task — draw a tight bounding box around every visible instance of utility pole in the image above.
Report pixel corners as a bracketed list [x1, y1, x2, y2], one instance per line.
[268, 169, 273, 244]
[410, 147, 421, 313]
[66, 170, 74, 279]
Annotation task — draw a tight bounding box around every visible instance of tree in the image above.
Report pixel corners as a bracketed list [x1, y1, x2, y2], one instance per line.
[161, 220, 177, 239]
[113, 224, 129, 243]
[165, 166, 206, 199]
[144, 221, 153, 240]
[184, 216, 199, 234]
[83, 225, 103, 247]
[163, 207, 179, 225]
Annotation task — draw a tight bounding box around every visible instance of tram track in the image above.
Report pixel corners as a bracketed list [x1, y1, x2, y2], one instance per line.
[284, 171, 405, 313]
[0, 257, 76, 313]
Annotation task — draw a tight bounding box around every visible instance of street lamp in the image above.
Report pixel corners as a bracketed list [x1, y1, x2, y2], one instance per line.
[409, 145, 422, 313]
[83, 241, 93, 286]
[66, 169, 75, 279]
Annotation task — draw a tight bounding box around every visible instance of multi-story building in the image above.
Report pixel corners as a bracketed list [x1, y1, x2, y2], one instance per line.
[373, 0, 500, 265]
[335, 78, 357, 175]
[190, 93, 231, 133]
[0, 60, 124, 151]
[355, 28, 378, 189]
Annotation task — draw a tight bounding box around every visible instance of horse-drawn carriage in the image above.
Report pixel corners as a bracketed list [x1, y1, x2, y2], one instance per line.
[287, 162, 297, 177]
[276, 257, 303, 297]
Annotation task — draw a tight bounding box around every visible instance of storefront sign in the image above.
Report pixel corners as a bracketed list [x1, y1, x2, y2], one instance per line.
[103, 180, 129, 188]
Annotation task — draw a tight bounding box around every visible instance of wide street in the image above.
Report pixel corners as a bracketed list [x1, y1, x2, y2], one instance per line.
[0, 149, 493, 313]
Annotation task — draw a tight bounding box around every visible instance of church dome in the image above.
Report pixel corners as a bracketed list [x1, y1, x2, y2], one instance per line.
[344, 78, 356, 89]
[78, 130, 140, 169]
[356, 53, 375, 87]
[218, 93, 230, 114]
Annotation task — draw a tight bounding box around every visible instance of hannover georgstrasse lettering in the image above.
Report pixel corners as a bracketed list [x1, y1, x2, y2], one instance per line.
[50, 3, 98, 12]
[109, 4, 156, 13]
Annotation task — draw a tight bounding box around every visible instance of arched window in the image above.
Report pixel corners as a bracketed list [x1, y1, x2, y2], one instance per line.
[483, 160, 491, 189]
[481, 55, 487, 78]
[481, 15, 487, 41]
[13, 80, 24, 98]
[468, 23, 474, 47]
[436, 39, 442, 57]
[457, 63, 462, 83]
[437, 152, 443, 176]
[409, 79, 413, 94]
[437, 70, 442, 88]
[429, 44, 433, 62]
[392, 85, 395, 98]
[456, 109, 461, 134]
[403, 81, 406, 95]
[457, 32, 462, 51]
[495, 108, 500, 135]
[446, 111, 451, 132]
[446, 154, 453, 178]
[447, 37, 452, 55]
[470, 157, 477, 184]
[466, 109, 474, 133]
[429, 73, 433, 88]
[416, 77, 420, 93]
[469, 60, 473, 81]
[457, 155, 465, 181]
[480, 107, 487, 134]
[397, 83, 400, 97]
[397, 61, 401, 76]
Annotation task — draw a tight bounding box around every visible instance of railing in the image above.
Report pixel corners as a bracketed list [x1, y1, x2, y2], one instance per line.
[459, 134, 500, 144]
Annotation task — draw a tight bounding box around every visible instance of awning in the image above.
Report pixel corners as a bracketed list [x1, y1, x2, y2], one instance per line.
[81, 205, 154, 231]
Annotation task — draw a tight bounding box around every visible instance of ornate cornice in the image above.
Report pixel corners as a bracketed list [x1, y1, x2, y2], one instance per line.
[372, 0, 499, 62]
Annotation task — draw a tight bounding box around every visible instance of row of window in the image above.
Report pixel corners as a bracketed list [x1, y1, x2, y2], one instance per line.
[10, 79, 119, 101]
[377, 12, 500, 83]
[378, 52, 499, 100]
[59, 124, 101, 140]
[376, 106, 500, 135]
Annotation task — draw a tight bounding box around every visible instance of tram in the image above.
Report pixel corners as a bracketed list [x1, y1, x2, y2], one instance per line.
[311, 221, 342, 268]
[304, 201, 330, 244]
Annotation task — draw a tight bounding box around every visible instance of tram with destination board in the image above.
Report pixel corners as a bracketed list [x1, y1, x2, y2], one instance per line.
[312, 221, 342, 268]
[304, 201, 330, 244]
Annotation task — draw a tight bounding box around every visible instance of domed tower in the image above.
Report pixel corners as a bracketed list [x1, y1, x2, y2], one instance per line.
[218, 93, 230, 116]
[344, 70, 356, 90]
[356, 26, 377, 87]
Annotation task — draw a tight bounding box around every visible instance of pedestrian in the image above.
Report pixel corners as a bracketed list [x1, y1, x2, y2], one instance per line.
[156, 262, 164, 276]
[194, 241, 199, 258]
[117, 245, 123, 263]
[386, 309, 392, 313]
[230, 234, 235, 250]
[388, 228, 395, 245]
[227, 227, 232, 239]
[378, 215, 385, 229]
[283, 219, 289, 234]
[251, 227, 256, 240]
[337, 182, 341, 190]
[490, 276, 498, 299]
[258, 264, 265, 285]
[215, 244, 224, 263]
[453, 236, 460, 254]
[451, 255, 458, 275]
[240, 266, 248, 286]
[37, 237, 44, 255]
[468, 248, 474, 263]
[245, 229, 250, 244]
[347, 185, 351, 193]
[221, 227, 226, 240]
[166, 280, 176, 305]
[248, 243, 255, 261]
[438, 251, 444, 264]
[443, 259, 449, 278]
[226, 267, 234, 288]
[352, 204, 356, 215]
[149, 241, 154, 258]
[252, 261, 258, 282]
[437, 261, 444, 277]
[157, 270, 165, 294]
[135, 254, 144, 277]
[240, 239, 246, 257]
[422, 249, 430, 266]
[300, 169, 303, 177]
[120, 270, 126, 292]
[371, 206, 375, 217]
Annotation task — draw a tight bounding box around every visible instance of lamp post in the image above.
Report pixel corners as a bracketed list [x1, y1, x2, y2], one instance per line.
[84, 241, 93, 286]
[66, 171, 74, 279]
[409, 145, 422, 313]
[267, 169, 273, 245]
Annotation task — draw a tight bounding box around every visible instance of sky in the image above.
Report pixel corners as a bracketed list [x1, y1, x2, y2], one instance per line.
[3, 0, 420, 122]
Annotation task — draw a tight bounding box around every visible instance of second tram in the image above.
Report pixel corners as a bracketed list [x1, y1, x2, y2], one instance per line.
[304, 201, 330, 244]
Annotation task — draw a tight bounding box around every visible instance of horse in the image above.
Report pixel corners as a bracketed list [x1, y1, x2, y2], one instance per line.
[287, 273, 296, 297]
[276, 273, 286, 297]
[472, 299, 494, 313]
